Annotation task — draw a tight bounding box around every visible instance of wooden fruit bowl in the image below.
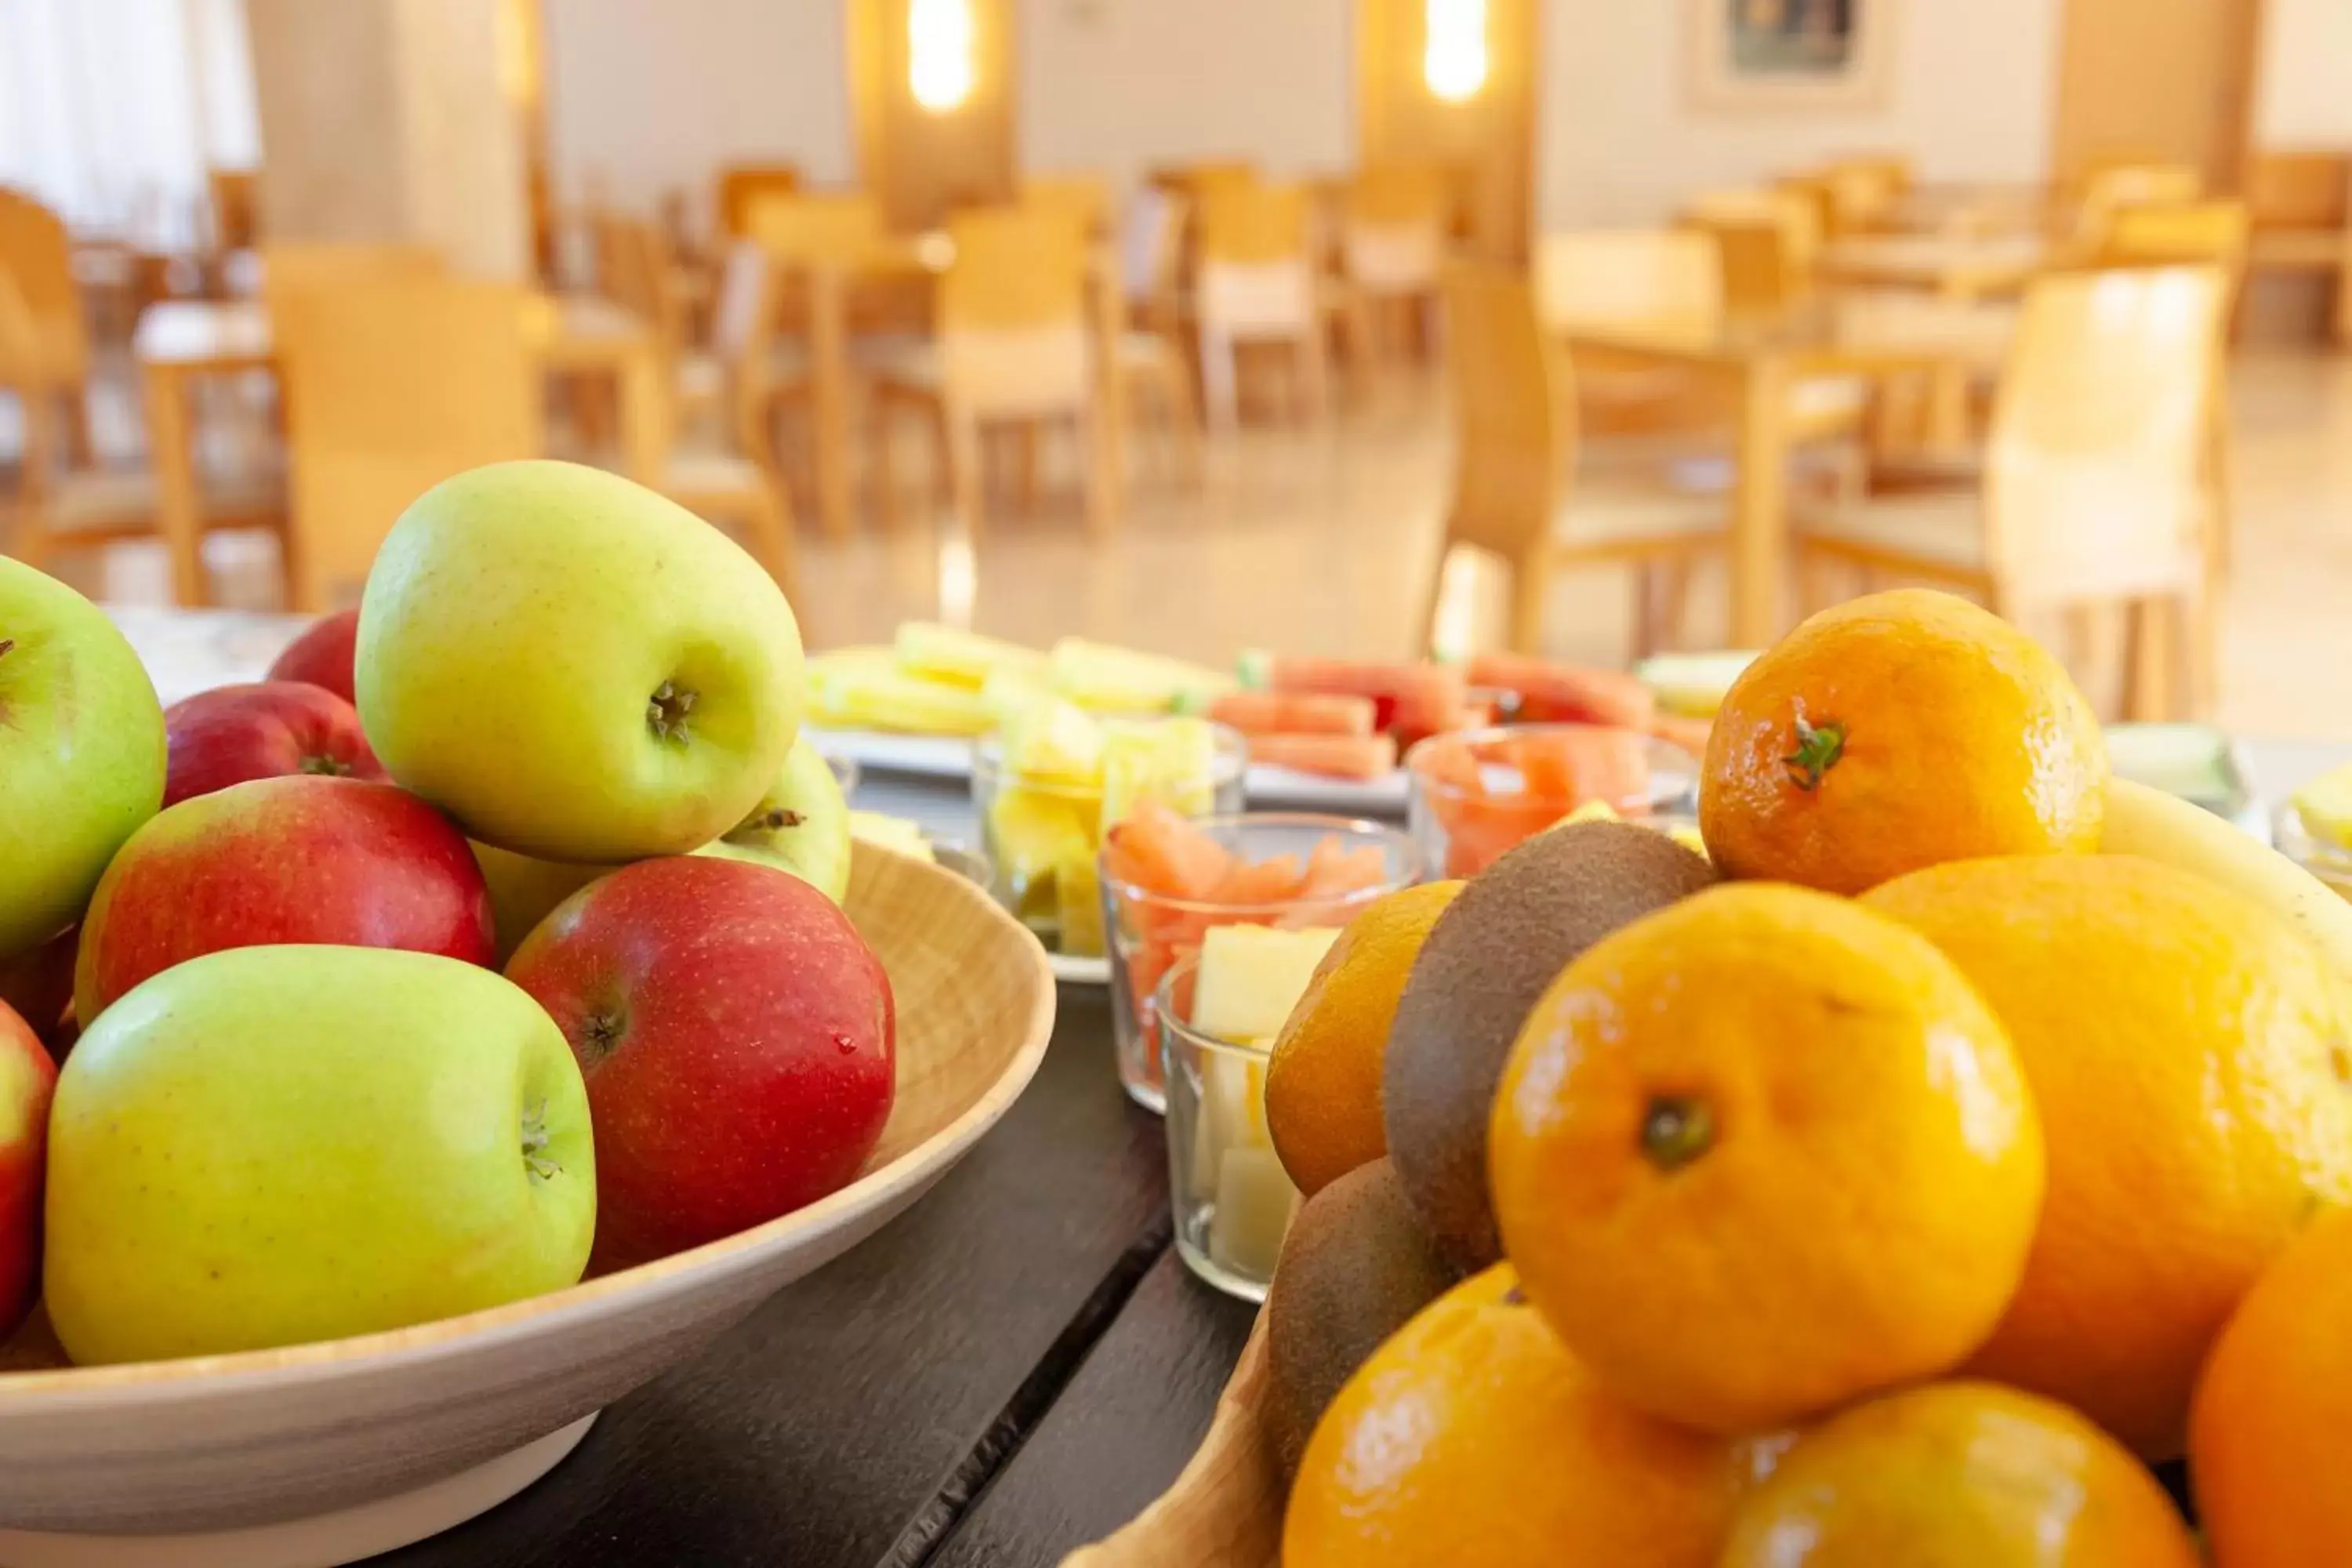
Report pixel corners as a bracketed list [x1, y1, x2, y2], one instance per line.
[0, 842, 1055, 1563]
[1062, 1317, 1282, 1568]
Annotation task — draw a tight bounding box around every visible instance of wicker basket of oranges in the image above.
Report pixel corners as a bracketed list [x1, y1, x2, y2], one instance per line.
[1068, 590, 2352, 1567]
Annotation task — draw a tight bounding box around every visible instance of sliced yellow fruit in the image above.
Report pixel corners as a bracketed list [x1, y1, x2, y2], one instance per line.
[988, 786, 1092, 924]
[1053, 839, 1106, 958]
[1049, 637, 1232, 713]
[896, 622, 1047, 688]
[848, 811, 935, 863]
[2292, 763, 2352, 853]
[809, 662, 992, 735]
[1000, 695, 1105, 786]
[1192, 924, 1342, 1044]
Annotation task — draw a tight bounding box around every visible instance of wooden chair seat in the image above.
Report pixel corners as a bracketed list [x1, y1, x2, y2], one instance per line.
[40, 466, 285, 539]
[1553, 482, 1728, 551]
[1796, 488, 1987, 575]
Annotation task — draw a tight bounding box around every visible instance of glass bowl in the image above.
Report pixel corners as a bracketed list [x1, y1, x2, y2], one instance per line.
[1101, 811, 1421, 1112]
[1157, 955, 1299, 1303]
[1403, 724, 1700, 881]
[971, 720, 1247, 964]
[2275, 801, 2352, 903]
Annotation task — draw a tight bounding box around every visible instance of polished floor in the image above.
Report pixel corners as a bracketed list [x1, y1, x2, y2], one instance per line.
[42, 345, 2352, 742]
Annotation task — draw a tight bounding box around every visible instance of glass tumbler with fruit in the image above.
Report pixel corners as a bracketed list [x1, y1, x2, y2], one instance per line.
[972, 704, 1247, 964]
[1100, 806, 1421, 1111]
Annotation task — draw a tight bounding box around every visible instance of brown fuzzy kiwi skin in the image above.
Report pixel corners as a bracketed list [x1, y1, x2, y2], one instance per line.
[1265, 1158, 1460, 1477]
[1381, 820, 1719, 1273]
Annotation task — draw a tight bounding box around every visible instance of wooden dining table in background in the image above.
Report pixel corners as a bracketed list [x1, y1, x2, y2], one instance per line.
[132, 295, 659, 606]
[1817, 232, 2050, 302]
[1560, 298, 1987, 646]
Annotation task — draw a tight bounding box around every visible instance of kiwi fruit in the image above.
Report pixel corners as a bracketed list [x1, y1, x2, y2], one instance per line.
[1265, 1158, 1457, 1475]
[1383, 820, 1716, 1272]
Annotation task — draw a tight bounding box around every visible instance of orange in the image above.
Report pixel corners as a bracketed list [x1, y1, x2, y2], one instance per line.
[1865, 853, 2352, 1459]
[1283, 1264, 1751, 1568]
[1265, 880, 1464, 1196]
[1699, 588, 2105, 895]
[1722, 1381, 2201, 1567]
[2191, 1204, 2352, 1566]
[1488, 882, 2043, 1435]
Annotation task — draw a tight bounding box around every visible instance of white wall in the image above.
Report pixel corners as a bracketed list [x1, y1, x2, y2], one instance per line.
[541, 0, 853, 223]
[2258, 0, 2352, 145]
[1018, 0, 1354, 191]
[1538, 0, 2063, 227]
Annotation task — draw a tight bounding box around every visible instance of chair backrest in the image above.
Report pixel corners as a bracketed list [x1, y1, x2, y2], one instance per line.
[1020, 173, 1113, 241]
[2094, 201, 2251, 308]
[209, 169, 260, 252]
[1439, 260, 1573, 562]
[1533, 230, 1723, 336]
[938, 206, 1091, 416]
[1150, 162, 1258, 205]
[1819, 157, 1911, 234]
[1683, 189, 1818, 316]
[1984, 266, 2225, 604]
[2245, 150, 2352, 233]
[1342, 165, 1449, 292]
[273, 274, 543, 611]
[258, 241, 445, 299]
[2072, 162, 2204, 248]
[0, 189, 86, 384]
[742, 191, 887, 267]
[717, 163, 802, 238]
[1196, 180, 1309, 267]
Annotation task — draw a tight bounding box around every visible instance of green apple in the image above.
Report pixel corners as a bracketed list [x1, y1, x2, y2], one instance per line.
[357, 460, 804, 863]
[695, 737, 852, 903]
[471, 840, 615, 963]
[0, 558, 166, 959]
[45, 944, 595, 1365]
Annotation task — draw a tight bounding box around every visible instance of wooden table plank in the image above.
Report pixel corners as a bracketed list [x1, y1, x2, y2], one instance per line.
[927, 1253, 1258, 1567]
[372, 988, 1174, 1568]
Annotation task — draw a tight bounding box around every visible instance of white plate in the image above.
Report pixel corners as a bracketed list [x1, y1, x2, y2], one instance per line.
[1048, 952, 1112, 986]
[807, 727, 1411, 816]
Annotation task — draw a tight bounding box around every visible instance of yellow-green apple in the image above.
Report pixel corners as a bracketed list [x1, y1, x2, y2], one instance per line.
[76, 775, 495, 1025]
[471, 840, 615, 964]
[0, 1000, 56, 1335]
[264, 607, 359, 703]
[695, 737, 853, 903]
[163, 681, 385, 806]
[45, 945, 594, 1365]
[357, 460, 804, 862]
[506, 855, 894, 1269]
[0, 557, 167, 959]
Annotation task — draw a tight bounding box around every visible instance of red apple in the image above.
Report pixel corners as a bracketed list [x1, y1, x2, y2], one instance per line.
[266, 607, 360, 704]
[506, 855, 895, 1269]
[163, 681, 386, 808]
[76, 775, 496, 1025]
[0, 1000, 57, 1335]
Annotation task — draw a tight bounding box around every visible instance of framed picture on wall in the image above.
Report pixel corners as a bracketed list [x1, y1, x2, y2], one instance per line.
[1689, 0, 1897, 112]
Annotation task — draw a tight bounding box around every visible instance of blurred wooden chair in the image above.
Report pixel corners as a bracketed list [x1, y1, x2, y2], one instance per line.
[0, 190, 93, 466]
[1793, 267, 2227, 719]
[2245, 149, 2351, 342]
[1110, 186, 1203, 488]
[1338, 164, 1450, 376]
[2, 267, 285, 592]
[1531, 229, 1728, 438]
[1022, 173, 1114, 241]
[1683, 188, 1822, 316]
[871, 205, 1110, 535]
[205, 169, 260, 295]
[1194, 180, 1327, 429]
[717, 163, 802, 239]
[1426, 261, 1730, 661]
[2070, 162, 2204, 253]
[1820, 156, 1912, 234]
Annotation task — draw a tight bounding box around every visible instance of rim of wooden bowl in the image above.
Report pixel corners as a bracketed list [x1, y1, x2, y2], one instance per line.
[0, 840, 1056, 1406]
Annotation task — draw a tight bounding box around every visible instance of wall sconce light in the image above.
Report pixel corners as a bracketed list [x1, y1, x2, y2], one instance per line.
[909, 0, 976, 112]
[1425, 0, 1489, 102]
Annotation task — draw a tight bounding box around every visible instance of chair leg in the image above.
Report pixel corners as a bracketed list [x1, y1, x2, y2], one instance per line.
[1653, 557, 1694, 652]
[1013, 422, 1041, 517]
[2122, 596, 2179, 722]
[742, 481, 798, 597]
[1080, 405, 1116, 539]
[946, 405, 986, 539]
[1297, 327, 1331, 427]
[1201, 329, 1240, 433]
[1161, 362, 1205, 491]
[1795, 547, 1840, 618]
[871, 397, 902, 532]
[2183, 584, 2220, 719]
[1419, 537, 1458, 662]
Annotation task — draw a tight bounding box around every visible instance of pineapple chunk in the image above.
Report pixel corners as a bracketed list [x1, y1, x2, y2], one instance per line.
[980, 666, 1054, 728]
[848, 811, 935, 863]
[989, 787, 1092, 924]
[1000, 695, 1105, 787]
[1054, 838, 1106, 957]
[1049, 637, 1232, 713]
[1192, 925, 1341, 1044]
[808, 659, 992, 735]
[1209, 1147, 1301, 1282]
[2294, 763, 2352, 851]
[1100, 717, 1219, 829]
[896, 622, 1047, 688]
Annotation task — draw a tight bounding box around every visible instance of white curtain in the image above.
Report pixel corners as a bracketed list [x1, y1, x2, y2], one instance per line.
[0, 0, 258, 247]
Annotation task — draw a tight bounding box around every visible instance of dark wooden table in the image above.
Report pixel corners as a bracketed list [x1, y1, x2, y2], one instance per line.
[376, 985, 1260, 1568]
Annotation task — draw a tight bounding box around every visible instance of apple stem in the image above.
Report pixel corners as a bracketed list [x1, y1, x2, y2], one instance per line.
[0, 639, 14, 662]
[299, 755, 354, 779]
[519, 1098, 561, 1182]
